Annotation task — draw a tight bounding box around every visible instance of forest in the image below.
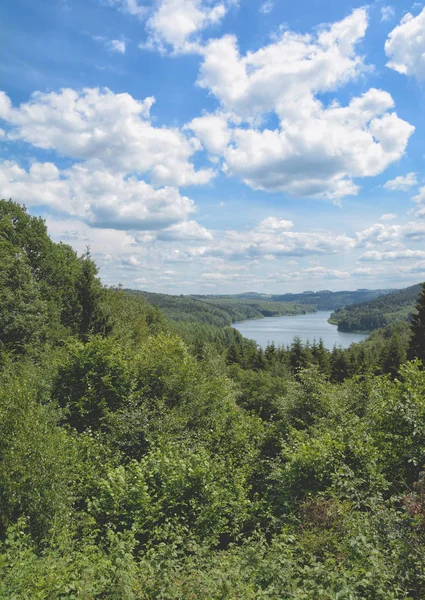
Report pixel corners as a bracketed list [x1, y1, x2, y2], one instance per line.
[329, 284, 421, 333]
[127, 290, 314, 328]
[1, 199, 425, 599]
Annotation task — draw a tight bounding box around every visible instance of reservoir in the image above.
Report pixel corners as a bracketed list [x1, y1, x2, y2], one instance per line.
[232, 311, 368, 350]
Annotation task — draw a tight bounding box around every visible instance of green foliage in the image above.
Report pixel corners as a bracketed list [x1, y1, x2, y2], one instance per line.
[409, 281, 425, 362]
[2, 200, 425, 598]
[129, 289, 313, 327]
[0, 199, 110, 347]
[53, 336, 132, 432]
[330, 283, 421, 333]
[0, 361, 76, 542]
[0, 241, 50, 353]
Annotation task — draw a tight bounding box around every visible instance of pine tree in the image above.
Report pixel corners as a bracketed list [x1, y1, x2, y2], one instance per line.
[383, 332, 406, 377]
[408, 282, 425, 363]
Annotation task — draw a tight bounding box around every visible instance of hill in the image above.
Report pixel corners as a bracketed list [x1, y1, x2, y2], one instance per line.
[269, 288, 392, 310]
[2, 200, 425, 599]
[129, 288, 394, 329]
[329, 283, 422, 332]
[125, 290, 314, 327]
[195, 288, 391, 310]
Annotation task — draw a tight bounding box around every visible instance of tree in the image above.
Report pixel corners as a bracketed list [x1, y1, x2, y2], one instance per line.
[409, 282, 425, 363]
[382, 332, 406, 377]
[75, 250, 110, 340]
[0, 241, 49, 354]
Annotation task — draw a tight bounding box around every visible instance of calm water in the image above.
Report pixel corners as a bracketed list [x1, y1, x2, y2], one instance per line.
[232, 311, 368, 350]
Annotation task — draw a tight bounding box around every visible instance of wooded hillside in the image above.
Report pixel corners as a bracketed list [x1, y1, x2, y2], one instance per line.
[1, 200, 425, 599]
[330, 284, 421, 332]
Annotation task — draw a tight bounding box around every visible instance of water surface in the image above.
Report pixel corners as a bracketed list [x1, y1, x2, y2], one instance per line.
[232, 311, 368, 350]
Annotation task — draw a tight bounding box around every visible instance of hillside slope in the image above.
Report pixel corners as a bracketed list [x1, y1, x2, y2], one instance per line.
[127, 290, 314, 327]
[128, 288, 394, 328]
[329, 283, 421, 332]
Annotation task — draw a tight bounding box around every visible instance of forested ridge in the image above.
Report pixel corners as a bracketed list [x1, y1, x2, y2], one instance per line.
[330, 284, 421, 333]
[1, 199, 425, 599]
[126, 289, 314, 328]
[132, 289, 393, 328]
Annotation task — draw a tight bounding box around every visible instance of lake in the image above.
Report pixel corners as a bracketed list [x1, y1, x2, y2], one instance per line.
[232, 311, 368, 350]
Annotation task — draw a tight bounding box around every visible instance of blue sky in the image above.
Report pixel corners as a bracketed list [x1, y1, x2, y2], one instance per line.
[1, 0, 425, 293]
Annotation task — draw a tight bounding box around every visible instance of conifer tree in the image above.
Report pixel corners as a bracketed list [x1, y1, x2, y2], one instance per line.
[408, 282, 425, 363]
[383, 332, 406, 377]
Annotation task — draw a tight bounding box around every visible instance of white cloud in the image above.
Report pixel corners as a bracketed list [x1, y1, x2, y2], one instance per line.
[259, 1, 274, 15]
[384, 172, 418, 190]
[398, 261, 425, 274]
[413, 186, 425, 204]
[352, 267, 374, 276]
[109, 39, 126, 53]
[157, 220, 213, 241]
[257, 216, 294, 231]
[106, 0, 147, 18]
[0, 160, 200, 231]
[357, 221, 425, 246]
[407, 185, 425, 219]
[199, 9, 369, 119]
[379, 213, 397, 221]
[410, 186, 425, 218]
[303, 267, 349, 279]
[45, 216, 137, 259]
[380, 6, 395, 22]
[143, 0, 229, 54]
[220, 89, 413, 198]
[195, 10, 414, 199]
[359, 249, 425, 261]
[385, 7, 425, 79]
[186, 113, 231, 154]
[192, 217, 356, 260]
[93, 36, 127, 54]
[0, 88, 214, 187]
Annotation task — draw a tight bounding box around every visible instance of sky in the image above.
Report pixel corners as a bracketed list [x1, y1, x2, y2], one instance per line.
[1, 0, 425, 294]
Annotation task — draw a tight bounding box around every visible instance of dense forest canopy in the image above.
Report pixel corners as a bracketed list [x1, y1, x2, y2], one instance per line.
[130, 287, 395, 329]
[128, 289, 315, 327]
[1, 200, 425, 599]
[330, 284, 421, 333]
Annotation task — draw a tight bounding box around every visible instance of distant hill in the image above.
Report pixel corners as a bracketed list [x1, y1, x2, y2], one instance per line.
[126, 290, 313, 328]
[125, 287, 397, 328]
[206, 289, 392, 310]
[269, 289, 393, 310]
[329, 284, 422, 333]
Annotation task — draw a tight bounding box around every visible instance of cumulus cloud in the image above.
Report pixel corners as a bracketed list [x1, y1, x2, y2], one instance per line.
[0, 160, 201, 232]
[106, 0, 147, 18]
[359, 249, 425, 261]
[357, 221, 425, 246]
[191, 217, 356, 260]
[379, 213, 397, 221]
[413, 186, 425, 204]
[0, 88, 214, 187]
[109, 39, 126, 53]
[259, 1, 274, 15]
[385, 7, 425, 79]
[303, 267, 349, 279]
[195, 10, 414, 199]
[220, 89, 413, 198]
[45, 215, 137, 260]
[398, 261, 425, 274]
[143, 0, 229, 54]
[409, 186, 425, 218]
[384, 172, 418, 190]
[186, 113, 231, 154]
[157, 220, 213, 241]
[380, 6, 395, 22]
[198, 9, 369, 119]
